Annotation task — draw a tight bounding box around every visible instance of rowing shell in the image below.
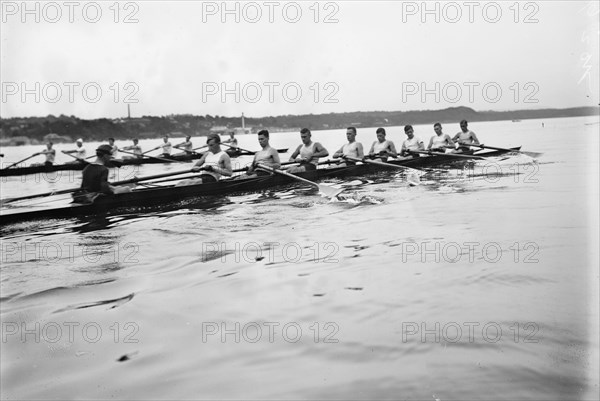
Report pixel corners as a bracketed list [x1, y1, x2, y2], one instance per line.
[0, 147, 518, 224]
[0, 148, 289, 177]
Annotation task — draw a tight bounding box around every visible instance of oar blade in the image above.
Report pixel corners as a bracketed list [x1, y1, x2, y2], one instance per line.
[318, 184, 344, 198]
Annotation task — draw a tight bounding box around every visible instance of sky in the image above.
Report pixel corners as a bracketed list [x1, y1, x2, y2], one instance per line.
[1, 0, 599, 119]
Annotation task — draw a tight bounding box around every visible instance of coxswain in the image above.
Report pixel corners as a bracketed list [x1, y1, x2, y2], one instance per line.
[427, 123, 454, 152]
[63, 138, 86, 162]
[72, 145, 131, 203]
[247, 130, 281, 175]
[367, 127, 397, 161]
[177, 133, 232, 185]
[452, 120, 480, 152]
[287, 128, 329, 173]
[332, 126, 364, 165]
[399, 125, 425, 157]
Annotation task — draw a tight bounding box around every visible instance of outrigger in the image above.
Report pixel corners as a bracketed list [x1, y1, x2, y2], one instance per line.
[0, 147, 520, 224]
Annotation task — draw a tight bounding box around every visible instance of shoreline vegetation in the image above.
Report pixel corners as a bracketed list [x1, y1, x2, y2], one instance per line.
[1, 106, 597, 146]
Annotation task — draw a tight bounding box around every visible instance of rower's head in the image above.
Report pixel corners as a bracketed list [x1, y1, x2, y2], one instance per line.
[133, 138, 139, 144]
[346, 126, 357, 142]
[434, 123, 443, 136]
[76, 139, 83, 147]
[46, 142, 53, 149]
[163, 135, 169, 143]
[404, 125, 414, 138]
[460, 120, 468, 132]
[96, 144, 113, 162]
[376, 128, 386, 143]
[229, 132, 235, 138]
[206, 133, 221, 153]
[300, 128, 312, 145]
[108, 137, 115, 145]
[258, 130, 270, 148]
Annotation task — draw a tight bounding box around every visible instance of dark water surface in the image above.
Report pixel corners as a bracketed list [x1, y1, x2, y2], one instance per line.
[1, 117, 598, 400]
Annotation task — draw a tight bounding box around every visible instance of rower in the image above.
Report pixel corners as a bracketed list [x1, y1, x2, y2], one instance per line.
[177, 133, 232, 185]
[34, 142, 56, 166]
[287, 128, 329, 173]
[121, 138, 143, 158]
[368, 127, 397, 161]
[159, 135, 172, 157]
[333, 126, 364, 165]
[73, 145, 131, 203]
[223, 132, 238, 149]
[452, 120, 480, 152]
[399, 125, 425, 158]
[173, 135, 193, 156]
[107, 138, 119, 158]
[62, 138, 86, 162]
[427, 123, 454, 153]
[247, 130, 281, 175]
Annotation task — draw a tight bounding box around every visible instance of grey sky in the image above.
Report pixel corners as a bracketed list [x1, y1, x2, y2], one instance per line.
[1, 0, 598, 119]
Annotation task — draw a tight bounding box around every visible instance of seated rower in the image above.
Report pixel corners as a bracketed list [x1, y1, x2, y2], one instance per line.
[427, 123, 454, 153]
[247, 130, 281, 175]
[62, 138, 86, 163]
[367, 127, 397, 161]
[332, 126, 364, 165]
[173, 135, 193, 156]
[453, 120, 480, 152]
[159, 135, 173, 157]
[177, 133, 232, 186]
[72, 145, 131, 203]
[287, 128, 329, 173]
[33, 142, 56, 166]
[107, 138, 119, 158]
[121, 138, 143, 159]
[399, 125, 425, 158]
[223, 132, 238, 149]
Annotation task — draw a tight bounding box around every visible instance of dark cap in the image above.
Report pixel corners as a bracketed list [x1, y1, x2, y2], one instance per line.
[96, 145, 113, 155]
[206, 133, 221, 144]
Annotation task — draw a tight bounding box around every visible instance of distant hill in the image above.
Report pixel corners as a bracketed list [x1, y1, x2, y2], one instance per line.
[0, 106, 597, 144]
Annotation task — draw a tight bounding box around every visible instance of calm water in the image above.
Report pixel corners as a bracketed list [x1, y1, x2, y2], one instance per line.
[1, 116, 599, 400]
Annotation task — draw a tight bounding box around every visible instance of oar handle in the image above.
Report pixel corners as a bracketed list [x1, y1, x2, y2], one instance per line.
[256, 163, 318, 188]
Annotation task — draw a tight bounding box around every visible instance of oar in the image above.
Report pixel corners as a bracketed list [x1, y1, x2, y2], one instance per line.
[221, 142, 254, 154]
[409, 150, 486, 160]
[459, 143, 542, 158]
[61, 151, 89, 164]
[2, 153, 39, 170]
[1, 169, 195, 205]
[344, 156, 423, 173]
[118, 149, 177, 163]
[140, 166, 252, 185]
[256, 163, 344, 198]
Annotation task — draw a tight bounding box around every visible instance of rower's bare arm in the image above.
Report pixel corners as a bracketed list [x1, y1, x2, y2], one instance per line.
[219, 155, 233, 176]
[333, 146, 344, 158]
[417, 140, 425, 151]
[192, 153, 208, 171]
[471, 132, 480, 145]
[368, 142, 375, 155]
[427, 138, 433, 150]
[290, 145, 302, 161]
[356, 143, 365, 158]
[388, 142, 398, 157]
[314, 143, 329, 158]
[272, 149, 281, 168]
[446, 135, 455, 146]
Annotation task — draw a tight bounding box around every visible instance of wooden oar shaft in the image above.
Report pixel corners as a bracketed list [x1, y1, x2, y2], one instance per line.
[460, 143, 513, 153]
[410, 150, 485, 160]
[3, 154, 38, 170]
[221, 142, 255, 155]
[119, 149, 176, 163]
[345, 156, 423, 173]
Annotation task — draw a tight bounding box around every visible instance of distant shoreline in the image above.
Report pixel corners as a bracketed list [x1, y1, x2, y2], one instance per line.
[1, 106, 597, 146]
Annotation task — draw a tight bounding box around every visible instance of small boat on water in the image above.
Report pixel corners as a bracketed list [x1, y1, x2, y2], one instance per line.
[0, 147, 519, 224]
[0, 148, 289, 177]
